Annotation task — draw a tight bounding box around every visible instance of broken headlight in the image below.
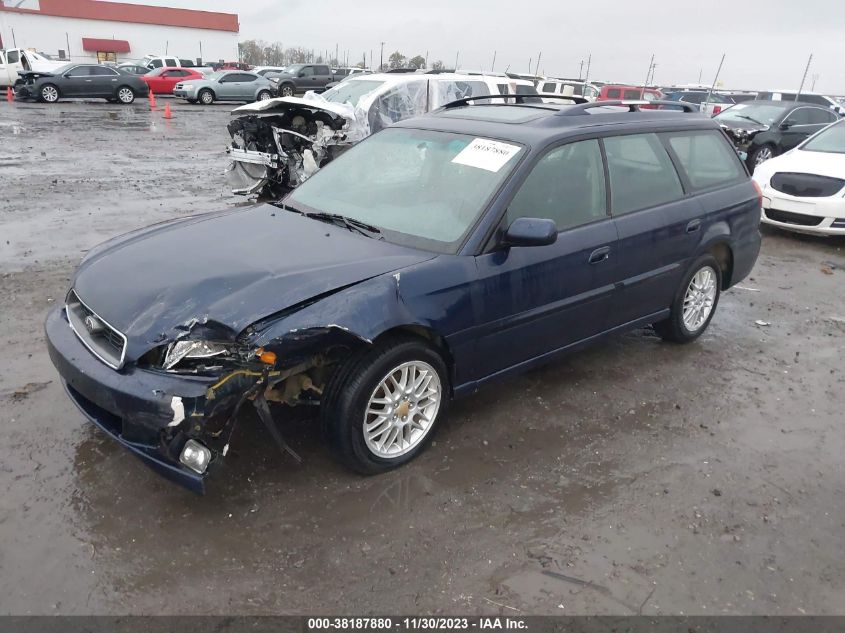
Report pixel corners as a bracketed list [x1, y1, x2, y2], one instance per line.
[164, 340, 232, 370]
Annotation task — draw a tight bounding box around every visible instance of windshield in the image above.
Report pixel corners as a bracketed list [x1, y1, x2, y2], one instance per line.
[801, 121, 845, 154]
[715, 103, 785, 126]
[284, 64, 305, 75]
[321, 79, 386, 107]
[145, 67, 166, 77]
[204, 72, 224, 81]
[51, 63, 76, 75]
[286, 128, 524, 253]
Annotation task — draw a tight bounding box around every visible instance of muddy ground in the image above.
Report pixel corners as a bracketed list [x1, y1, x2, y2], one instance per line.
[0, 98, 843, 616]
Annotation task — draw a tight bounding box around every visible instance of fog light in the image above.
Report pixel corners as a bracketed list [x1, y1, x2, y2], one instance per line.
[179, 439, 211, 474]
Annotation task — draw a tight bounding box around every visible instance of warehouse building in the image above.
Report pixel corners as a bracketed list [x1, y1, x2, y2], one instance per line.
[0, 0, 239, 66]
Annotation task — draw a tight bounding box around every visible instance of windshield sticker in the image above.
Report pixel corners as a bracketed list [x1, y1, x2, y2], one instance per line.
[451, 138, 521, 172]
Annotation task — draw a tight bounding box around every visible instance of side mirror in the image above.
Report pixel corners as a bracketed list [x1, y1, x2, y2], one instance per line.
[779, 121, 792, 131]
[503, 217, 557, 247]
[298, 71, 307, 78]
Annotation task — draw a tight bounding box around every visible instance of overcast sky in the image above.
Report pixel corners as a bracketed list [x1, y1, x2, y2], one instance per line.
[122, 0, 844, 94]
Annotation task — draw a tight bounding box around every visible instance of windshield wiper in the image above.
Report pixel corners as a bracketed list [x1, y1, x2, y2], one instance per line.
[305, 211, 383, 239]
[735, 114, 764, 125]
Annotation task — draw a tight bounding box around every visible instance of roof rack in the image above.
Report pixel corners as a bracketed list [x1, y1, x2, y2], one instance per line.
[441, 94, 588, 110]
[556, 100, 698, 115]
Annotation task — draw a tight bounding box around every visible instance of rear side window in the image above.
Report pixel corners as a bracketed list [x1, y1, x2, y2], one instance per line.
[666, 131, 745, 190]
[623, 89, 641, 99]
[542, 82, 556, 93]
[607, 88, 621, 98]
[7, 50, 20, 64]
[508, 140, 607, 231]
[604, 133, 684, 215]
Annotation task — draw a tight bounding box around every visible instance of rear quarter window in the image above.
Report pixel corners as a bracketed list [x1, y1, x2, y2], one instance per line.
[665, 131, 746, 190]
[607, 88, 621, 98]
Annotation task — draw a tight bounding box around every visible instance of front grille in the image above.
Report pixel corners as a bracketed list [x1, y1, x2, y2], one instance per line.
[764, 209, 824, 227]
[65, 290, 127, 369]
[770, 172, 845, 198]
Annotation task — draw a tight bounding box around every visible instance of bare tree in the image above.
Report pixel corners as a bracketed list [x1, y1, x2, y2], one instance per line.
[431, 60, 445, 70]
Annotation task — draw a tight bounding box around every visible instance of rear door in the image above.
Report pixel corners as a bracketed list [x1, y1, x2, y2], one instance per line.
[88, 65, 120, 97]
[315, 65, 333, 90]
[471, 138, 618, 378]
[603, 132, 694, 327]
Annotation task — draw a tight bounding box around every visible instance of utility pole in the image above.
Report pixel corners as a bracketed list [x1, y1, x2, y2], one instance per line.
[698, 68, 703, 84]
[579, 59, 584, 80]
[425, 50, 429, 69]
[796, 53, 813, 100]
[811, 73, 819, 91]
[380, 42, 385, 71]
[706, 53, 726, 103]
[641, 53, 654, 98]
[534, 51, 542, 79]
[455, 51, 459, 70]
[584, 54, 592, 86]
[491, 50, 497, 72]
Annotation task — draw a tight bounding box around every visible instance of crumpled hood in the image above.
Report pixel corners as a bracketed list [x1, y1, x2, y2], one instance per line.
[72, 205, 434, 356]
[232, 95, 356, 122]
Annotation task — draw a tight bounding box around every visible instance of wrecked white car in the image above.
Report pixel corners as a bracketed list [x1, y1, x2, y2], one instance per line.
[224, 72, 532, 197]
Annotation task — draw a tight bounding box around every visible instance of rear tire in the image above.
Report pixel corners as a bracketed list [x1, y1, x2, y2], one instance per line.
[654, 254, 721, 343]
[198, 89, 214, 105]
[321, 338, 450, 474]
[39, 83, 60, 103]
[257, 89, 272, 101]
[116, 86, 136, 104]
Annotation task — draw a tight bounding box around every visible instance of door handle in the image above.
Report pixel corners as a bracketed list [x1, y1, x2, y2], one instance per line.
[686, 219, 701, 233]
[588, 246, 611, 264]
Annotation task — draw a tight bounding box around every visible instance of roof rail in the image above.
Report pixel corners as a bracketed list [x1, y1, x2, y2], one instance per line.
[441, 94, 588, 110]
[556, 99, 698, 116]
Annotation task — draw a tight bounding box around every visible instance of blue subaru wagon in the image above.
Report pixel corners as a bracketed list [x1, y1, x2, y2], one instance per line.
[46, 98, 761, 492]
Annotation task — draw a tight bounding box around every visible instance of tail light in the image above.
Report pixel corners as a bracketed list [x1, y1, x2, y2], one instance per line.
[752, 179, 763, 208]
[712, 106, 722, 115]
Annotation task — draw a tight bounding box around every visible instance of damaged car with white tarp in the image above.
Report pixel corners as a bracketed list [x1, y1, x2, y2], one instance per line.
[224, 72, 538, 197]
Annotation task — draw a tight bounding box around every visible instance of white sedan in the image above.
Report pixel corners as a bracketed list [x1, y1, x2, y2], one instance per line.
[753, 119, 845, 235]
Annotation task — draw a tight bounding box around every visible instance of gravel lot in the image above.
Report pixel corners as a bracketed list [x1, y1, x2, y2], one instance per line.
[0, 98, 843, 616]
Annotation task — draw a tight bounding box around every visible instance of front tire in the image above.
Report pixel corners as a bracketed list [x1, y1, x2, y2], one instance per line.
[747, 144, 775, 173]
[654, 255, 721, 343]
[257, 89, 272, 101]
[280, 84, 295, 97]
[40, 84, 60, 103]
[116, 86, 136, 104]
[322, 338, 450, 474]
[198, 89, 214, 105]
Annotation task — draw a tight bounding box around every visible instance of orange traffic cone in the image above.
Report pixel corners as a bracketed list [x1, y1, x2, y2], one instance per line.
[148, 90, 157, 109]
[163, 102, 172, 119]
[6, 87, 13, 103]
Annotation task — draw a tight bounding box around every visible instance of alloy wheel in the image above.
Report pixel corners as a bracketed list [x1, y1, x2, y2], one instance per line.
[117, 88, 134, 104]
[363, 361, 442, 458]
[682, 266, 718, 332]
[42, 86, 58, 103]
[755, 147, 773, 165]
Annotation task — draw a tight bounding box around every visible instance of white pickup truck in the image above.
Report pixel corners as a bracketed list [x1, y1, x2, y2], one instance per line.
[0, 48, 66, 88]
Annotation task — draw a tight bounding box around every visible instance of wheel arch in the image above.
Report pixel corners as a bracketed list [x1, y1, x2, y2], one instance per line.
[705, 239, 734, 289]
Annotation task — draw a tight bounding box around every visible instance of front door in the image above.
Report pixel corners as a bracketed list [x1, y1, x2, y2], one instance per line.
[780, 107, 839, 151]
[61, 66, 92, 97]
[470, 138, 618, 380]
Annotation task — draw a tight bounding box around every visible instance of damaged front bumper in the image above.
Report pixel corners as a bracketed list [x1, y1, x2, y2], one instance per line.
[45, 308, 262, 494]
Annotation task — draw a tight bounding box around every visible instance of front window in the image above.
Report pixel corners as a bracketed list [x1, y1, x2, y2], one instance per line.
[715, 103, 786, 126]
[801, 121, 845, 154]
[321, 79, 386, 107]
[146, 67, 166, 77]
[285, 128, 524, 253]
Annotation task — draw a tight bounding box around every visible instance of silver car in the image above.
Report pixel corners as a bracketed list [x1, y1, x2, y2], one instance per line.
[173, 71, 276, 105]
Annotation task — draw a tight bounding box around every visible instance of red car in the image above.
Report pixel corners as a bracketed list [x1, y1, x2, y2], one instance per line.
[598, 84, 664, 109]
[141, 67, 204, 95]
